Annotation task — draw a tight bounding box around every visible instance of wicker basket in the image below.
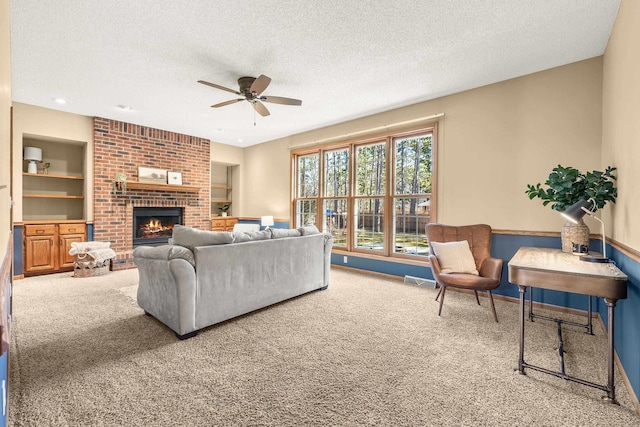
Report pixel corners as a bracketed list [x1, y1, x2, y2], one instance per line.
[561, 219, 590, 253]
[73, 253, 112, 278]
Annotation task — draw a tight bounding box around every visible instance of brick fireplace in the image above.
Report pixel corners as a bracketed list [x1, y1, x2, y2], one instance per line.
[93, 118, 210, 269]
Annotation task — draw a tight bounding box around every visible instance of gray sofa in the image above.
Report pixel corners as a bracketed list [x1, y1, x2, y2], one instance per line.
[133, 224, 333, 339]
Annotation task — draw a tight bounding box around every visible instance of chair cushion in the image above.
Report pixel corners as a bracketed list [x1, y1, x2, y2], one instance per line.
[430, 240, 479, 275]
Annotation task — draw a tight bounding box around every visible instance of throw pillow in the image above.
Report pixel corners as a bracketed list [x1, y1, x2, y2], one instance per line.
[172, 224, 233, 251]
[269, 228, 302, 239]
[297, 224, 320, 236]
[430, 240, 479, 275]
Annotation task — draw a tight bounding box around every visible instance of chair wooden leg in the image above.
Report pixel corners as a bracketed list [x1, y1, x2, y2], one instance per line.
[474, 290, 480, 305]
[438, 286, 447, 316]
[435, 286, 442, 301]
[487, 290, 498, 322]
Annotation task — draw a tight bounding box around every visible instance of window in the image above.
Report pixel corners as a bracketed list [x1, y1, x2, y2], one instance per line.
[295, 154, 319, 226]
[292, 125, 437, 260]
[393, 133, 433, 256]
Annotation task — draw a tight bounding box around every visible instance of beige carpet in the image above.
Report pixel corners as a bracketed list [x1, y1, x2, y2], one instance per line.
[9, 268, 639, 426]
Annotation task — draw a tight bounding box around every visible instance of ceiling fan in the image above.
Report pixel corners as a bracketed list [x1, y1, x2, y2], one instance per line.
[198, 74, 302, 117]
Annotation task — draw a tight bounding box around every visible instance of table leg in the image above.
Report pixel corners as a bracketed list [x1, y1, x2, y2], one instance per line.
[602, 298, 618, 404]
[528, 287, 534, 322]
[517, 285, 527, 374]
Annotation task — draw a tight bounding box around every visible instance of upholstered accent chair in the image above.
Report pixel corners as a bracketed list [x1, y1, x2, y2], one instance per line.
[426, 223, 503, 322]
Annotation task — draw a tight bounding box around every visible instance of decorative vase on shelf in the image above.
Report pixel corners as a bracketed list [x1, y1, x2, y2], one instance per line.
[561, 218, 590, 253]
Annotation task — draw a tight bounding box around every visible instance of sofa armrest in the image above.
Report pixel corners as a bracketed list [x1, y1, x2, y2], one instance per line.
[323, 233, 334, 288]
[133, 245, 197, 336]
[133, 244, 195, 267]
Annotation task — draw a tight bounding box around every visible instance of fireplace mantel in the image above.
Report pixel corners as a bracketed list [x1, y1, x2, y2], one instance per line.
[126, 181, 200, 193]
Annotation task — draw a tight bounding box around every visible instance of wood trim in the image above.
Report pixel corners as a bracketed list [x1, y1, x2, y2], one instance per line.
[21, 219, 87, 225]
[126, 181, 200, 193]
[608, 238, 640, 264]
[493, 229, 560, 237]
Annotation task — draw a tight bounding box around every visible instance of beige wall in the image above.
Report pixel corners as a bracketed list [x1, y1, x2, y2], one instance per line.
[244, 58, 604, 232]
[0, 0, 11, 252]
[11, 103, 93, 222]
[602, 0, 640, 251]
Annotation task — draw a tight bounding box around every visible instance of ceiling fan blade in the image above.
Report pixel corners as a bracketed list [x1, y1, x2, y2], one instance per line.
[211, 99, 244, 108]
[260, 96, 302, 106]
[198, 80, 241, 95]
[250, 74, 271, 95]
[253, 101, 270, 117]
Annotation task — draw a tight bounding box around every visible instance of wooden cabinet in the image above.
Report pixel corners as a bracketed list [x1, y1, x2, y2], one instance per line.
[23, 221, 87, 275]
[59, 223, 86, 269]
[211, 217, 238, 231]
[24, 225, 57, 273]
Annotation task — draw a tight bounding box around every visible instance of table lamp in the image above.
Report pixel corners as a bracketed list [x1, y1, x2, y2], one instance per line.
[261, 215, 274, 230]
[561, 199, 609, 263]
[23, 146, 42, 174]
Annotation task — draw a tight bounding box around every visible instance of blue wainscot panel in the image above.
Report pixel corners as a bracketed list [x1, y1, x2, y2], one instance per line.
[236, 220, 290, 230]
[605, 246, 640, 403]
[12, 226, 22, 276]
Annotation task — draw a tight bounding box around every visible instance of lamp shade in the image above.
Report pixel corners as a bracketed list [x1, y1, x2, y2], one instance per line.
[560, 200, 592, 224]
[23, 146, 42, 162]
[261, 215, 274, 227]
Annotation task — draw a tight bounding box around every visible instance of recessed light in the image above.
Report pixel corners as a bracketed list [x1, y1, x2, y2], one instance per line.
[53, 97, 66, 104]
[237, 138, 243, 143]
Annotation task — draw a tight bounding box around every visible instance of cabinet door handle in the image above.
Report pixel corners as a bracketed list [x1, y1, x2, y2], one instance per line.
[36, 230, 44, 234]
[68, 228, 76, 232]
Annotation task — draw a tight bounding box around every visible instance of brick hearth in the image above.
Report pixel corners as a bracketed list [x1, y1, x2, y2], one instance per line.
[93, 118, 210, 269]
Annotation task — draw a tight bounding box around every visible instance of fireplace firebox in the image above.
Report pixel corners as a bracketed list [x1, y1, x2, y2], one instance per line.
[133, 207, 183, 246]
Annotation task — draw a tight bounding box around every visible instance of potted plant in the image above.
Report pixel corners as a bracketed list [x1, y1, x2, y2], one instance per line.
[219, 203, 230, 217]
[525, 165, 617, 253]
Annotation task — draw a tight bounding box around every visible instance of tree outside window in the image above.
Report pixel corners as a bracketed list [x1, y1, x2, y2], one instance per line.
[291, 125, 436, 259]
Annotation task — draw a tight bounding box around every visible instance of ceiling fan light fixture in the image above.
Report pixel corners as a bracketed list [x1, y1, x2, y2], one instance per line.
[198, 74, 302, 119]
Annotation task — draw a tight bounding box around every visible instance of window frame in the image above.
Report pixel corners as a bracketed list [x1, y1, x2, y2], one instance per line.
[290, 123, 438, 261]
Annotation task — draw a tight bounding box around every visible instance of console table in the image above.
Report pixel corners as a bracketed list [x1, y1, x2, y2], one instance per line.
[508, 247, 628, 403]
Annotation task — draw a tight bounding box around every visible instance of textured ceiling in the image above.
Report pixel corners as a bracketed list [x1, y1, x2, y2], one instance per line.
[10, 0, 620, 147]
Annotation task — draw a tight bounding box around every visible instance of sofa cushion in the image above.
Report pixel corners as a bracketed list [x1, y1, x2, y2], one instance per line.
[297, 224, 320, 236]
[269, 228, 302, 239]
[172, 224, 233, 251]
[430, 240, 479, 275]
[233, 230, 271, 243]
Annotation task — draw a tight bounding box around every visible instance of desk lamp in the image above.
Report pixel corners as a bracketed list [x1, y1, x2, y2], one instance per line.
[561, 199, 609, 263]
[23, 147, 42, 174]
[261, 215, 274, 230]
